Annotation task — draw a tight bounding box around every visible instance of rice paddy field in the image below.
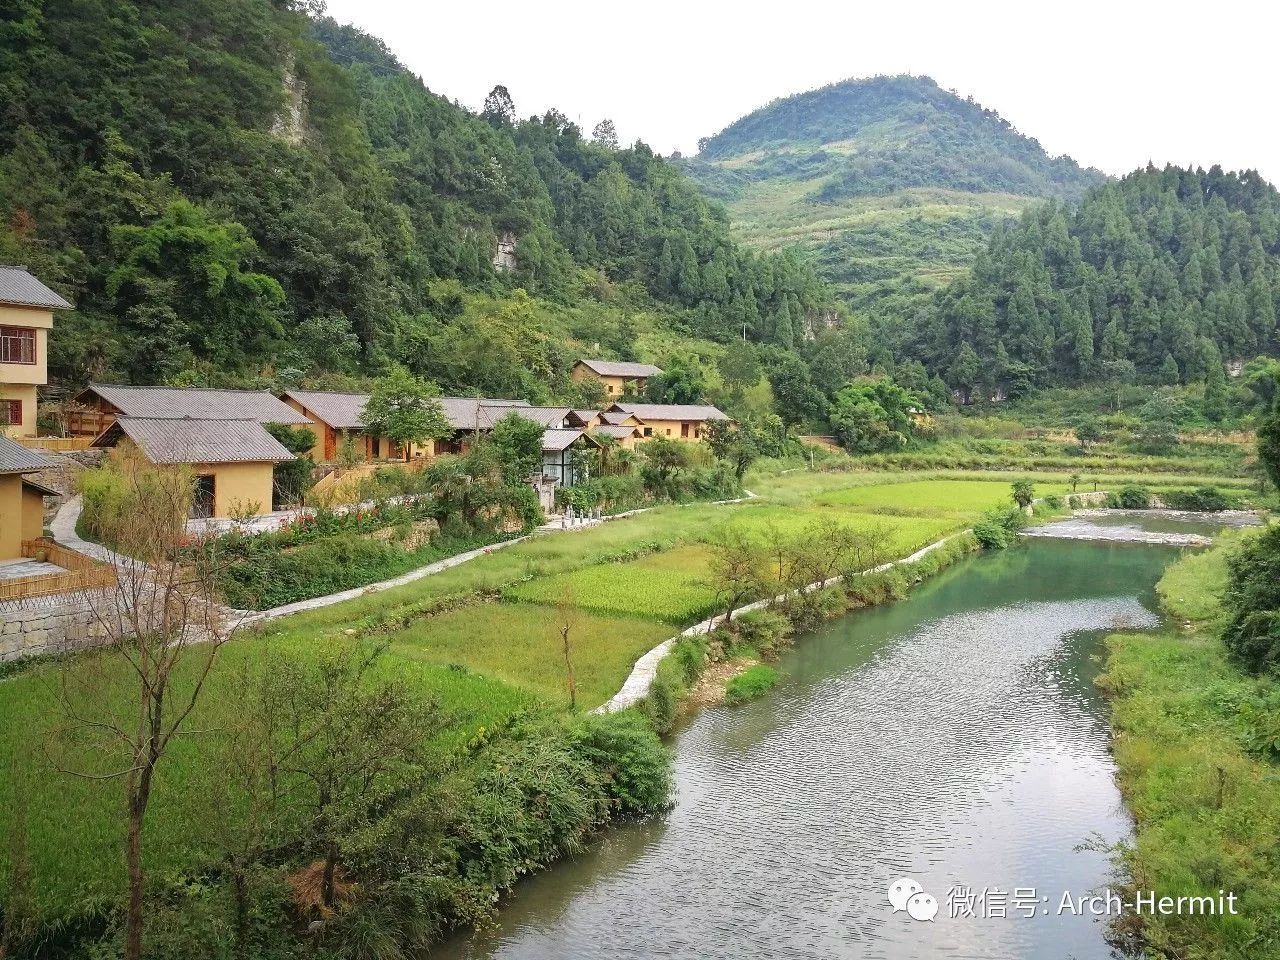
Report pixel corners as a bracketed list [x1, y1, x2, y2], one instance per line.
[0, 467, 1249, 917]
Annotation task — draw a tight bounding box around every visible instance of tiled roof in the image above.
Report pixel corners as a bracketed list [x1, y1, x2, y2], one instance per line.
[80, 384, 311, 425]
[0, 265, 72, 310]
[591, 424, 640, 441]
[610, 403, 730, 422]
[282, 390, 369, 429]
[571, 409, 603, 425]
[576, 359, 663, 378]
[284, 391, 534, 432]
[541, 428, 596, 452]
[92, 417, 295, 464]
[477, 404, 573, 430]
[599, 410, 637, 426]
[0, 436, 61, 474]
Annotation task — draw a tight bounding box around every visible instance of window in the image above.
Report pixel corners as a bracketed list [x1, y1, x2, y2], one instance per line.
[680, 423, 690, 438]
[0, 327, 35, 365]
[643, 427, 652, 437]
[0, 399, 20, 425]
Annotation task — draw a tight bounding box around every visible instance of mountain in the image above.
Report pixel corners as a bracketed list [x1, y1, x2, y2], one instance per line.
[905, 165, 1280, 396]
[679, 75, 1105, 320]
[0, 0, 833, 394]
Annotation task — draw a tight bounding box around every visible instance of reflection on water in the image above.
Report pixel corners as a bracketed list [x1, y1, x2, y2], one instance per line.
[438, 539, 1175, 960]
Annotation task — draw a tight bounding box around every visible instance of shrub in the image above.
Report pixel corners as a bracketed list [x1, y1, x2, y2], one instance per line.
[1043, 494, 1062, 509]
[972, 506, 1024, 550]
[730, 609, 792, 654]
[1163, 486, 1233, 512]
[1222, 525, 1280, 674]
[1116, 485, 1152, 509]
[640, 636, 707, 733]
[570, 711, 672, 816]
[1067, 495, 1080, 509]
[725, 665, 779, 705]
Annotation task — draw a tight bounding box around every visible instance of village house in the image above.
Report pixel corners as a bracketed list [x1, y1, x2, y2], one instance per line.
[540, 428, 603, 488]
[67, 383, 312, 438]
[0, 266, 72, 439]
[571, 359, 663, 398]
[91, 417, 296, 519]
[607, 402, 731, 442]
[0, 436, 59, 561]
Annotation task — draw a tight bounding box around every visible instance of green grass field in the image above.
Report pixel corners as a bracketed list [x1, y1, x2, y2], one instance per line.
[0, 467, 1240, 920]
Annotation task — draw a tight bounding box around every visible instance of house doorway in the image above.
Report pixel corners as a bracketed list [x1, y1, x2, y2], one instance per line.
[191, 475, 216, 519]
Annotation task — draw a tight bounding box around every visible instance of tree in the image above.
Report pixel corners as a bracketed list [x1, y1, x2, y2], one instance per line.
[638, 436, 691, 494]
[946, 342, 980, 404]
[106, 199, 285, 381]
[644, 358, 705, 404]
[1221, 524, 1280, 673]
[1259, 392, 1280, 492]
[704, 418, 760, 481]
[55, 450, 241, 960]
[488, 410, 545, 484]
[708, 527, 765, 622]
[362, 366, 451, 458]
[555, 587, 579, 709]
[1011, 480, 1035, 509]
[265, 423, 316, 508]
[1074, 417, 1104, 449]
[481, 84, 516, 125]
[829, 379, 920, 453]
[591, 118, 618, 149]
[260, 642, 438, 915]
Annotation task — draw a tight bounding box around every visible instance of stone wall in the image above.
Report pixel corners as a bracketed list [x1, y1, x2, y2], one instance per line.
[0, 592, 115, 662]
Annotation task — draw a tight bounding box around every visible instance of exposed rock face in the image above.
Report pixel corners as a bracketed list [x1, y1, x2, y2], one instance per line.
[801, 309, 840, 340]
[493, 231, 518, 272]
[271, 54, 307, 144]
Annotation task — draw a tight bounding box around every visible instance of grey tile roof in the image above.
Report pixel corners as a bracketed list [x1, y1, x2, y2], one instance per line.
[92, 417, 295, 464]
[599, 410, 638, 425]
[282, 390, 369, 429]
[571, 409, 603, 425]
[81, 384, 311, 425]
[0, 436, 61, 474]
[541, 428, 596, 452]
[284, 392, 533, 432]
[0, 265, 72, 310]
[576, 359, 662, 378]
[477, 404, 572, 430]
[591, 424, 640, 441]
[610, 403, 730, 422]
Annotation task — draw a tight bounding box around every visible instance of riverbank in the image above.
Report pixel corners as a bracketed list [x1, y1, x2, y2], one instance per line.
[1099, 530, 1280, 959]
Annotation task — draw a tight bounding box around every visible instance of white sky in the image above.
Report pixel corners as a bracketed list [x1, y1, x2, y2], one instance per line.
[322, 0, 1280, 183]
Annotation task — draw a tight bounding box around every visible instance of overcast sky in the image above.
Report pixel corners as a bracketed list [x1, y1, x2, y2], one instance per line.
[323, 0, 1280, 183]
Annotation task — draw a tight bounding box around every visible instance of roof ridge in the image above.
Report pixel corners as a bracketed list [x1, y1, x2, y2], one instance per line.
[90, 382, 278, 395]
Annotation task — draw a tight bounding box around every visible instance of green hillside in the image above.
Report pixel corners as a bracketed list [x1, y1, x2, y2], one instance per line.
[679, 75, 1104, 318]
[0, 0, 833, 395]
[907, 165, 1280, 396]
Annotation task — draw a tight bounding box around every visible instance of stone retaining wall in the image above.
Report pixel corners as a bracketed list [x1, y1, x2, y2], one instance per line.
[0, 593, 114, 662]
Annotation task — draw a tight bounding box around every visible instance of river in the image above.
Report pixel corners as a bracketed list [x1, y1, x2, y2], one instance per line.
[439, 530, 1198, 960]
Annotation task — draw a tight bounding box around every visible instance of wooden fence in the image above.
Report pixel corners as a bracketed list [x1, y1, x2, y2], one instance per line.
[0, 538, 117, 603]
[15, 435, 96, 451]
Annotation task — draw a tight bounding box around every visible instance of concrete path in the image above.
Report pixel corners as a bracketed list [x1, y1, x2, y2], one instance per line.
[48, 496, 137, 568]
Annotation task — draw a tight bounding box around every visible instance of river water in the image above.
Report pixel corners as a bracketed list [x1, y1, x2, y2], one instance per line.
[440, 532, 1191, 960]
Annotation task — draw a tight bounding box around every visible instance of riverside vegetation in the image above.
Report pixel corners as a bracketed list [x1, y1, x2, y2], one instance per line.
[0, 469, 1088, 959]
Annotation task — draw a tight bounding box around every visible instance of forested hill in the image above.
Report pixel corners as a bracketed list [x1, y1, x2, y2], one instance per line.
[677, 75, 1105, 320]
[907, 165, 1280, 397]
[0, 0, 832, 392]
[688, 75, 1100, 201]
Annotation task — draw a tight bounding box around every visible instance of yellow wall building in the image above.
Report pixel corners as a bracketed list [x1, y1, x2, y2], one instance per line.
[91, 417, 294, 519]
[0, 436, 59, 560]
[607, 403, 731, 442]
[571, 359, 663, 399]
[0, 266, 72, 439]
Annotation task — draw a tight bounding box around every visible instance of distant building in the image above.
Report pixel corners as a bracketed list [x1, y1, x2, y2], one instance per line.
[607, 402, 731, 441]
[571, 359, 663, 398]
[0, 266, 72, 439]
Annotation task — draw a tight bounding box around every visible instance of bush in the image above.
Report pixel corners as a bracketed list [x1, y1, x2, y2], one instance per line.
[725, 665, 778, 705]
[640, 636, 707, 733]
[1222, 525, 1280, 674]
[1043, 494, 1062, 509]
[570, 711, 672, 816]
[972, 506, 1025, 550]
[1162, 486, 1233, 512]
[1116, 485, 1152, 509]
[729, 609, 792, 656]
